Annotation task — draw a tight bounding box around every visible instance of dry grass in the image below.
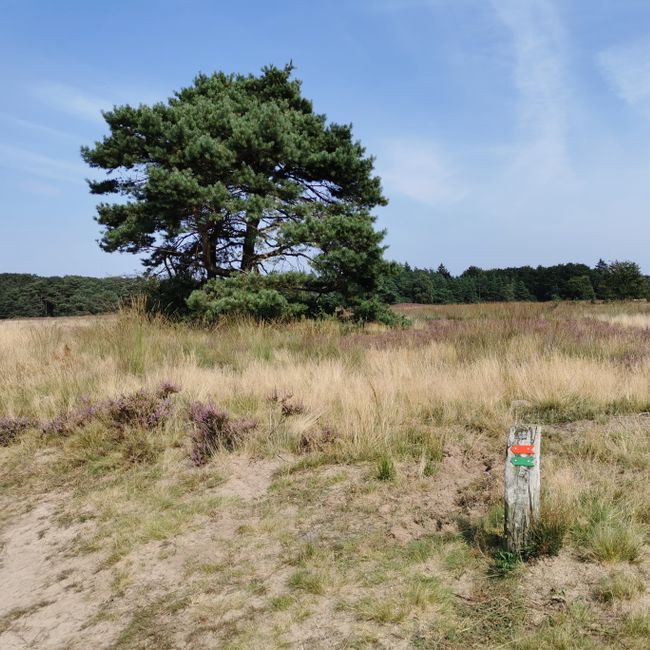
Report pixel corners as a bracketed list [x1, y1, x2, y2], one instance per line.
[595, 312, 650, 329]
[1, 301, 650, 648]
[3, 302, 650, 457]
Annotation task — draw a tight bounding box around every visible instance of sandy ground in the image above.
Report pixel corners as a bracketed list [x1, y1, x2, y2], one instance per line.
[0, 449, 493, 649]
[2, 446, 647, 648]
[0, 457, 284, 649]
[0, 496, 117, 649]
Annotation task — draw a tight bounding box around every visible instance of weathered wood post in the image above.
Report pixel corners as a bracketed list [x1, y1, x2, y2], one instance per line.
[504, 425, 541, 554]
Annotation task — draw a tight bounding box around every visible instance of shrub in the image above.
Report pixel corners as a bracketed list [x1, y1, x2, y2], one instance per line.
[351, 296, 405, 326]
[121, 431, 158, 465]
[268, 389, 305, 417]
[187, 271, 401, 324]
[188, 401, 256, 465]
[145, 275, 201, 316]
[157, 382, 181, 398]
[187, 273, 313, 322]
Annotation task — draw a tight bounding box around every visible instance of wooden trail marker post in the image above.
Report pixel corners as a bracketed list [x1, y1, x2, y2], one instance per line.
[504, 425, 541, 554]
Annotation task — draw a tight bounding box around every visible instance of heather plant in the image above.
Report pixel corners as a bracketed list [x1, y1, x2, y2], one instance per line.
[105, 388, 173, 431]
[189, 401, 256, 466]
[281, 399, 305, 417]
[267, 388, 291, 404]
[267, 389, 305, 417]
[41, 398, 101, 436]
[41, 383, 179, 437]
[157, 381, 181, 398]
[0, 416, 35, 446]
[121, 430, 158, 465]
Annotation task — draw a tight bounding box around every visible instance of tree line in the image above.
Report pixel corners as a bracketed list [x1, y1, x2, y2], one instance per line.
[0, 274, 146, 319]
[377, 259, 649, 305]
[1, 259, 647, 320]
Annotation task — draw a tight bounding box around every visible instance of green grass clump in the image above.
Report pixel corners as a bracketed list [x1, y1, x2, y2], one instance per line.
[287, 569, 325, 595]
[574, 498, 645, 562]
[622, 611, 650, 638]
[587, 522, 644, 562]
[441, 541, 476, 575]
[352, 597, 407, 624]
[405, 575, 452, 610]
[286, 540, 317, 566]
[398, 537, 436, 564]
[270, 594, 295, 611]
[529, 504, 571, 558]
[512, 602, 597, 650]
[376, 455, 395, 481]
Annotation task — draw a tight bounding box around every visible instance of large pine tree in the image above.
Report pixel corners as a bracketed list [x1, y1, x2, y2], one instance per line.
[82, 64, 388, 309]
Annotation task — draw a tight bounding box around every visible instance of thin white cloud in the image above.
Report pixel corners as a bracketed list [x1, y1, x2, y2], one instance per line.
[380, 138, 466, 207]
[599, 39, 650, 117]
[31, 82, 110, 123]
[0, 112, 80, 140]
[491, 0, 570, 183]
[0, 144, 86, 185]
[378, 0, 572, 210]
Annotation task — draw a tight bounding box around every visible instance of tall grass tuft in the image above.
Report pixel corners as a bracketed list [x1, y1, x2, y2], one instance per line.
[575, 499, 645, 563]
[376, 455, 396, 481]
[528, 497, 573, 558]
[593, 570, 645, 603]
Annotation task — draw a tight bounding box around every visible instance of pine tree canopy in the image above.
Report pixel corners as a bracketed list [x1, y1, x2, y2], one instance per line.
[81, 64, 387, 288]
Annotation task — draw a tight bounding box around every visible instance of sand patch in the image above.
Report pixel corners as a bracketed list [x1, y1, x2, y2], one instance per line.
[214, 455, 283, 501]
[0, 495, 117, 650]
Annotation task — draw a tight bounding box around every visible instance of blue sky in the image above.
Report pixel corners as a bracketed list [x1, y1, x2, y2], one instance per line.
[1, 0, 650, 276]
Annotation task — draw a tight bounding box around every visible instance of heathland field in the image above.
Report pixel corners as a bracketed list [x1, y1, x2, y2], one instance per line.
[2, 302, 650, 648]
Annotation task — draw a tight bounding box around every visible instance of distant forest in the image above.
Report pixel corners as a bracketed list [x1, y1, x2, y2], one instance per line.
[0, 274, 146, 319]
[378, 260, 649, 305]
[0, 259, 648, 319]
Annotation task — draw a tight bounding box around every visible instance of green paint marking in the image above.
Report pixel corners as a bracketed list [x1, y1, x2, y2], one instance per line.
[511, 456, 535, 468]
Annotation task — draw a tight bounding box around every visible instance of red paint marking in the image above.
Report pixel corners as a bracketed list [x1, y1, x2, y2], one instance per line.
[511, 444, 534, 455]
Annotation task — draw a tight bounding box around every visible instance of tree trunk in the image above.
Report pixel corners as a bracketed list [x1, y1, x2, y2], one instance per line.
[241, 217, 260, 271]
